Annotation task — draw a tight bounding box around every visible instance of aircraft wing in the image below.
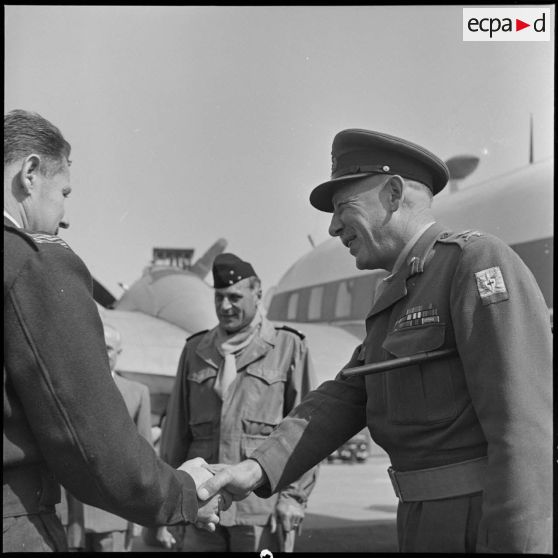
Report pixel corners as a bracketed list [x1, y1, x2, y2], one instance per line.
[96, 305, 190, 420]
[97, 304, 188, 377]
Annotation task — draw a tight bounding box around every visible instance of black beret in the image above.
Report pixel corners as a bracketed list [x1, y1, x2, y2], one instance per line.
[310, 129, 450, 212]
[212, 253, 257, 288]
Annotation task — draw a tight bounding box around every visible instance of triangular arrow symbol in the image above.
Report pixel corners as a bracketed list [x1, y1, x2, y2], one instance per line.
[516, 19, 530, 31]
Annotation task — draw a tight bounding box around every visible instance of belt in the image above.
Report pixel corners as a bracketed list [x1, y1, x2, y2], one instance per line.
[3, 463, 61, 517]
[388, 456, 487, 503]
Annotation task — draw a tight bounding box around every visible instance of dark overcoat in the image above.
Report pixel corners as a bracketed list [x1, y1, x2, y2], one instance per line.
[3, 220, 197, 552]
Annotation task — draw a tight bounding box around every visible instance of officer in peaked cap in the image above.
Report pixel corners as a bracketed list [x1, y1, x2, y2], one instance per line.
[195, 128, 552, 553]
[310, 128, 449, 212]
[212, 253, 257, 288]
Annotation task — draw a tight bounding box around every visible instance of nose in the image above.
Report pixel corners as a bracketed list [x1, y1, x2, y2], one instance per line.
[220, 297, 232, 312]
[328, 212, 343, 237]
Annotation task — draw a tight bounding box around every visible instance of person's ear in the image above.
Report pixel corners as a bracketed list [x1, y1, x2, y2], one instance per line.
[19, 154, 42, 195]
[384, 175, 405, 212]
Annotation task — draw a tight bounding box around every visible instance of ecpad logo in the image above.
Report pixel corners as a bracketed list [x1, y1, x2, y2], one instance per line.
[463, 8, 551, 41]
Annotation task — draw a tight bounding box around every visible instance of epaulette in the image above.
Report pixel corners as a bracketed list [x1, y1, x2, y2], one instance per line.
[438, 229, 484, 247]
[26, 232, 71, 249]
[186, 329, 209, 342]
[275, 325, 305, 340]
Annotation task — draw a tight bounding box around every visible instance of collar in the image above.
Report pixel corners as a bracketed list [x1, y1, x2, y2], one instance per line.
[383, 221, 436, 282]
[196, 316, 277, 370]
[4, 210, 21, 228]
[367, 222, 446, 319]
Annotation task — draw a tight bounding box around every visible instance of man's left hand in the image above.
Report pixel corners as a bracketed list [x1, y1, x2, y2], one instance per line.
[270, 498, 305, 534]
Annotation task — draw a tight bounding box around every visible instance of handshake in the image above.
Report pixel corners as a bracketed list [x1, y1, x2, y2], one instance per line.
[156, 457, 267, 548]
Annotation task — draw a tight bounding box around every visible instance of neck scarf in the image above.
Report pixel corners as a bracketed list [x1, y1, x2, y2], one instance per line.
[213, 308, 262, 399]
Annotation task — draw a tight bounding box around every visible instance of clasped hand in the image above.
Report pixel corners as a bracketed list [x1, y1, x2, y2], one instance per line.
[177, 457, 233, 532]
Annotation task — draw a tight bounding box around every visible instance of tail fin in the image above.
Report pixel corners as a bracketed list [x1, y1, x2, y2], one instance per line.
[190, 238, 228, 279]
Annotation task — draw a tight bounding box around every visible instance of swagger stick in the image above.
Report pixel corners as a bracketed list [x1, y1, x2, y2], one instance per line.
[340, 348, 458, 379]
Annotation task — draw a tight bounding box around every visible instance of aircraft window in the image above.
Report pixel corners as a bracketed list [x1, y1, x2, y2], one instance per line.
[287, 292, 299, 321]
[308, 286, 324, 320]
[335, 280, 352, 318]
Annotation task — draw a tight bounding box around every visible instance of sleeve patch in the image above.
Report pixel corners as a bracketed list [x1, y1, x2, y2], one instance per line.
[475, 266, 509, 306]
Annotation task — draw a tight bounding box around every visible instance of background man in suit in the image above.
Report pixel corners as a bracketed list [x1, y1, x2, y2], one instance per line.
[61, 324, 153, 552]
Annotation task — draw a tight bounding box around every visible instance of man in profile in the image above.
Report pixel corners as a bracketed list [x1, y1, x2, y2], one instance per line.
[196, 129, 552, 553]
[4, 109, 226, 552]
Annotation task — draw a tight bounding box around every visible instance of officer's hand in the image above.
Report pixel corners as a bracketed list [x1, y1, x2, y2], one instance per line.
[178, 457, 230, 532]
[155, 526, 176, 549]
[198, 459, 266, 503]
[271, 498, 305, 534]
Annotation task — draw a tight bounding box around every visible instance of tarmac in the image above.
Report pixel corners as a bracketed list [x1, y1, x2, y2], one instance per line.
[132, 453, 399, 553]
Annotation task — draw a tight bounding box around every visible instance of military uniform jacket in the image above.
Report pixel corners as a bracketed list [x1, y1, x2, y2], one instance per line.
[3, 221, 197, 527]
[251, 222, 552, 553]
[160, 316, 318, 526]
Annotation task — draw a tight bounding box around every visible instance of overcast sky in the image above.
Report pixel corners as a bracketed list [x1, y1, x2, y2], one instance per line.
[4, 5, 554, 297]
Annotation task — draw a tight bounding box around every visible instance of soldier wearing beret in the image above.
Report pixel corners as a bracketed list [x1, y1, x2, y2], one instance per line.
[157, 253, 318, 553]
[197, 129, 552, 553]
[3, 110, 225, 552]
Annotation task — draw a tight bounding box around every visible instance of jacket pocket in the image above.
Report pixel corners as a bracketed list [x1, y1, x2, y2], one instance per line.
[188, 419, 214, 461]
[189, 419, 213, 439]
[240, 417, 279, 458]
[381, 324, 457, 425]
[245, 364, 286, 385]
[240, 434, 268, 459]
[241, 417, 278, 437]
[187, 366, 217, 384]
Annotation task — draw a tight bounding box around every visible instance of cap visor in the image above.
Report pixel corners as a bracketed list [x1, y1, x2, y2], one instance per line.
[309, 173, 373, 212]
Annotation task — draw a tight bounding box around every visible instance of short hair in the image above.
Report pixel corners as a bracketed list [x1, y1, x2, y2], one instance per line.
[401, 177, 433, 208]
[103, 323, 122, 352]
[4, 109, 71, 176]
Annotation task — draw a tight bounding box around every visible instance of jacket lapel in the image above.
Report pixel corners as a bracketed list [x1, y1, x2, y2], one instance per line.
[194, 317, 276, 371]
[366, 222, 446, 319]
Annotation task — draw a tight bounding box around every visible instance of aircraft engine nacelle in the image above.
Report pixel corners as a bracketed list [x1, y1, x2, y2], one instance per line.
[115, 267, 218, 334]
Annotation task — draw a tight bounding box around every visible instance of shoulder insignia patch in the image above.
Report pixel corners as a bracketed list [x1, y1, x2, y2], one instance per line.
[475, 266, 509, 306]
[186, 329, 209, 342]
[28, 232, 71, 249]
[275, 325, 305, 340]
